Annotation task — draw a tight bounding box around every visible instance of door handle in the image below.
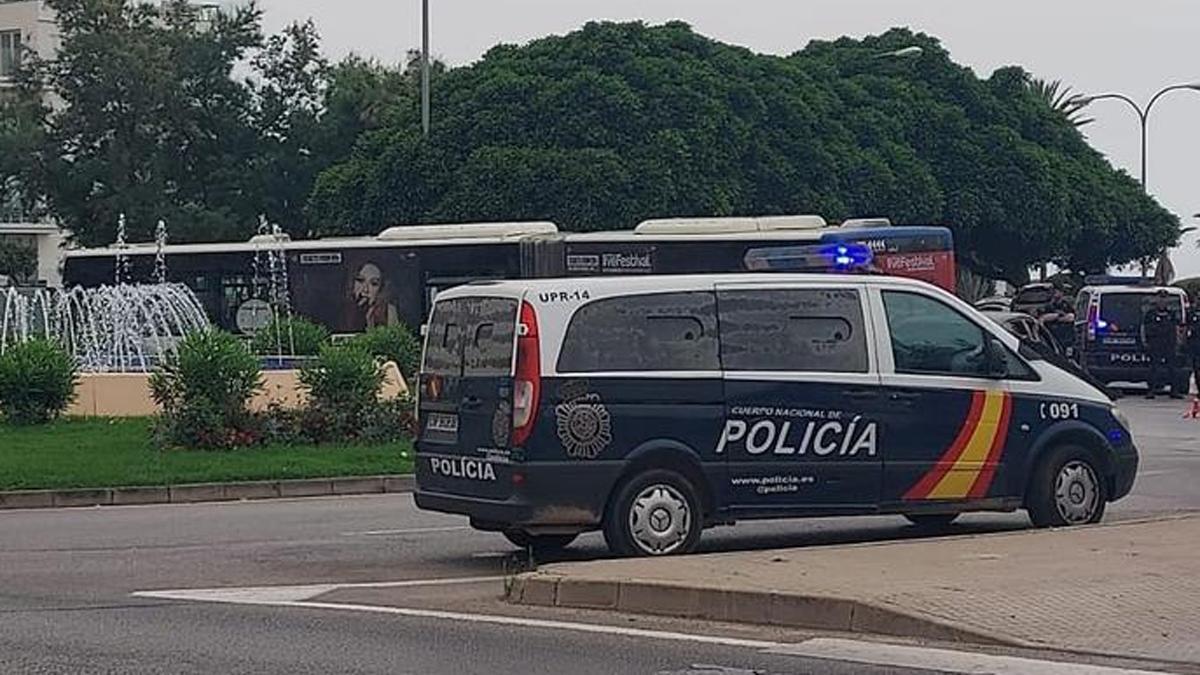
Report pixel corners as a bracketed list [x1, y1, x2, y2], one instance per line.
[889, 391, 922, 402]
[844, 389, 879, 401]
[461, 396, 484, 410]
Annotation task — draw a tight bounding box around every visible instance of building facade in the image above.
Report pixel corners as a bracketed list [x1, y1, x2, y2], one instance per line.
[0, 0, 57, 83]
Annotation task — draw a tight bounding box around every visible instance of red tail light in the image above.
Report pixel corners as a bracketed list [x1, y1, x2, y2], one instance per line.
[1086, 303, 1099, 342]
[511, 301, 541, 448]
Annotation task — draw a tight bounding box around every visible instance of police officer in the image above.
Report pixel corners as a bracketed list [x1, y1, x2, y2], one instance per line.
[1038, 288, 1076, 351]
[1187, 308, 1200, 396]
[1142, 290, 1183, 400]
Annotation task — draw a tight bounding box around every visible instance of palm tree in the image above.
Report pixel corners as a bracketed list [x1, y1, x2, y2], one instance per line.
[1028, 77, 1094, 127]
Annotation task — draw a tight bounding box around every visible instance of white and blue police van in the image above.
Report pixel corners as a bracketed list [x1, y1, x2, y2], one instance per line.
[413, 274, 1138, 556]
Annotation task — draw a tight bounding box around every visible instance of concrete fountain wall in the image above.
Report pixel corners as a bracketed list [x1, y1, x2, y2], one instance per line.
[67, 361, 411, 417]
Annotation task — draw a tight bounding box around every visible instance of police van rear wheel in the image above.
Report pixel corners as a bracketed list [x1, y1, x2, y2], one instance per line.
[1027, 445, 1108, 528]
[604, 469, 702, 557]
[503, 531, 578, 553]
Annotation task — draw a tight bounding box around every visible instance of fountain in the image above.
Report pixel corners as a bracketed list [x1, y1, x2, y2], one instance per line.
[0, 215, 210, 371]
[1, 283, 210, 372]
[250, 216, 297, 365]
[153, 219, 168, 285]
[115, 212, 131, 285]
[0, 218, 406, 417]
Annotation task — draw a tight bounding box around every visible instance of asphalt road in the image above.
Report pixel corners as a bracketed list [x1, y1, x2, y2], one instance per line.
[0, 397, 1196, 674]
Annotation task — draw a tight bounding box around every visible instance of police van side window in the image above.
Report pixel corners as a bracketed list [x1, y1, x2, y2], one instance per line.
[883, 291, 990, 377]
[718, 288, 868, 373]
[556, 292, 720, 372]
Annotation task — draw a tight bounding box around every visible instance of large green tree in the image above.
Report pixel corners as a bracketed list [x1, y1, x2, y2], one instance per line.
[31, 0, 337, 245]
[0, 60, 45, 222]
[308, 22, 1179, 283]
[38, 0, 263, 245]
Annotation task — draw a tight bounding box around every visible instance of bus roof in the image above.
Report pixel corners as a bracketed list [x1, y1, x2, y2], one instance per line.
[64, 221, 560, 259]
[569, 220, 950, 244]
[62, 217, 953, 259]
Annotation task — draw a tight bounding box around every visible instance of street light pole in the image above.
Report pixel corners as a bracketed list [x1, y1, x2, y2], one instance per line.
[1074, 83, 1200, 281]
[1074, 84, 1200, 189]
[421, 0, 430, 136]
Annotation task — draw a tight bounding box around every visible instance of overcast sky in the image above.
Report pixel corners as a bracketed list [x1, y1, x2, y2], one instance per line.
[256, 0, 1200, 279]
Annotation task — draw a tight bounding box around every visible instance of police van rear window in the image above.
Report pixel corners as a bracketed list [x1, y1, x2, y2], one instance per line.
[1100, 293, 1183, 332]
[424, 297, 518, 376]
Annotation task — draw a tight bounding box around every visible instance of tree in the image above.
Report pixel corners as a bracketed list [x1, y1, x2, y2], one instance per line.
[250, 19, 329, 237]
[0, 240, 37, 283]
[307, 23, 1178, 282]
[0, 46, 46, 223]
[37, 0, 265, 246]
[1027, 77, 1093, 128]
[29, 2, 350, 245]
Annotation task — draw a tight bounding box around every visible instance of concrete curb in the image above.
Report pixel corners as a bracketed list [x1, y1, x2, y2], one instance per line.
[507, 573, 1019, 647]
[0, 475, 414, 511]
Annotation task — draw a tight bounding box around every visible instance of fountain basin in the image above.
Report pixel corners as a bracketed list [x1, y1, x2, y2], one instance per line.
[67, 362, 410, 417]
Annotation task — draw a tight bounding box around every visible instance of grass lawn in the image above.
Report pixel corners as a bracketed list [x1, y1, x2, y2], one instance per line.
[0, 418, 413, 491]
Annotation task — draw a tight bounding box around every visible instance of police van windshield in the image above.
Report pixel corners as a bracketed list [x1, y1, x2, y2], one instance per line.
[423, 296, 518, 377]
[1100, 293, 1182, 334]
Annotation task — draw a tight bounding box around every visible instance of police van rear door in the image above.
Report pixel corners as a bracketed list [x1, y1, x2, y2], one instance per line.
[714, 281, 883, 511]
[1094, 292, 1153, 371]
[417, 293, 520, 499]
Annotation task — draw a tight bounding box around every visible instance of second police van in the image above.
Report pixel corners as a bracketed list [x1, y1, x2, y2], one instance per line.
[413, 274, 1138, 556]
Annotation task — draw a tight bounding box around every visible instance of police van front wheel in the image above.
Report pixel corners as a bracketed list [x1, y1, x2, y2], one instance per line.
[604, 469, 703, 557]
[1027, 445, 1108, 528]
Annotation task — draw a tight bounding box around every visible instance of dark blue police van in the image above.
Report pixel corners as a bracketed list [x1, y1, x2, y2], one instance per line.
[414, 274, 1138, 556]
[1075, 282, 1190, 390]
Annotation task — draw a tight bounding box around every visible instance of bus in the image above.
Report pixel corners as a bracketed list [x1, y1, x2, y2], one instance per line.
[61, 216, 957, 337]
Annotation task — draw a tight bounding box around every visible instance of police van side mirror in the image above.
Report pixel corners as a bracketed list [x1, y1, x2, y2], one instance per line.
[985, 338, 1009, 379]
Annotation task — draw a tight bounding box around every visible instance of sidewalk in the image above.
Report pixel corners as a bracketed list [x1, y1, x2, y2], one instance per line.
[0, 475, 414, 509]
[509, 515, 1200, 663]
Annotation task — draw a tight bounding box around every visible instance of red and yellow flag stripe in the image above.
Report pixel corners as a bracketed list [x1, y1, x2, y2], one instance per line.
[904, 390, 1012, 501]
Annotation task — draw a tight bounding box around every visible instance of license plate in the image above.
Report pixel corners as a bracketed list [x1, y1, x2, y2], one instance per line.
[427, 413, 459, 433]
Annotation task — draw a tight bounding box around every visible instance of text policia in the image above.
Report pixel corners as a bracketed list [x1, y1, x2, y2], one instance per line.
[715, 412, 878, 458]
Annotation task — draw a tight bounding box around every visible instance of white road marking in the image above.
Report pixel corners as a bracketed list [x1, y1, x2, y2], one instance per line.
[771, 638, 1167, 674]
[339, 525, 470, 537]
[133, 580, 1170, 673]
[286, 600, 784, 650]
[134, 575, 505, 604]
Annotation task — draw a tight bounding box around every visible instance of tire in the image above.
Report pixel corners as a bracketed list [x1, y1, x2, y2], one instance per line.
[904, 513, 960, 528]
[603, 469, 703, 557]
[1026, 444, 1108, 528]
[503, 531, 578, 553]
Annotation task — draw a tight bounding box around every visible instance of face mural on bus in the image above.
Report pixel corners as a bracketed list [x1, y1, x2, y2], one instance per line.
[346, 261, 400, 330]
[291, 251, 404, 333]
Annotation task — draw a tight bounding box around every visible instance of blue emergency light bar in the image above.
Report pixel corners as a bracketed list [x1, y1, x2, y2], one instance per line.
[743, 242, 874, 272]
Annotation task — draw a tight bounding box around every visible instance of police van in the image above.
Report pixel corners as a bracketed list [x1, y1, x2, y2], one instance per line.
[1075, 283, 1190, 390]
[413, 274, 1138, 556]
